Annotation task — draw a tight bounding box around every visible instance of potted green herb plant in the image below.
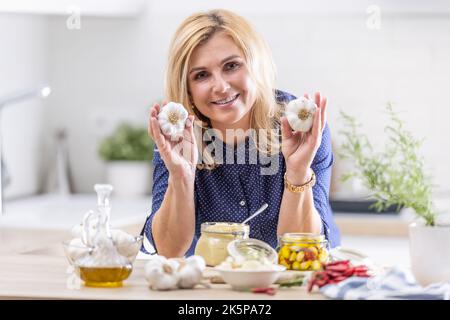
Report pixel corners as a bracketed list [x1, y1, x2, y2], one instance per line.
[98, 123, 154, 197]
[338, 103, 450, 286]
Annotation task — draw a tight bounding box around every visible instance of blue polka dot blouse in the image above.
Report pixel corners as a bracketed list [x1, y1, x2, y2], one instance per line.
[141, 90, 341, 256]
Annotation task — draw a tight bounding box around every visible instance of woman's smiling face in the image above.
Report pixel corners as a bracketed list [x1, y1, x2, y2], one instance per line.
[188, 31, 257, 133]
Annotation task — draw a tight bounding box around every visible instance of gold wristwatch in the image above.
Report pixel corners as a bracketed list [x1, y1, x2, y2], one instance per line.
[284, 171, 316, 193]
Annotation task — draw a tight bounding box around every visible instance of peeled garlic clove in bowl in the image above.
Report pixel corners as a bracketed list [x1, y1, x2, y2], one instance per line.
[285, 97, 318, 132]
[157, 102, 188, 141]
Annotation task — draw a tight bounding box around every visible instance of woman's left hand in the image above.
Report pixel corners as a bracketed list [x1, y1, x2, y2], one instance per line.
[281, 92, 327, 184]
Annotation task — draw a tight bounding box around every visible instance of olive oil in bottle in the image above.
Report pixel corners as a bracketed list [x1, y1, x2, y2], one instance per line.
[76, 265, 133, 288]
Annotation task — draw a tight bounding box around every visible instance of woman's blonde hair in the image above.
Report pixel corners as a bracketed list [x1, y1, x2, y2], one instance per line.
[164, 9, 282, 170]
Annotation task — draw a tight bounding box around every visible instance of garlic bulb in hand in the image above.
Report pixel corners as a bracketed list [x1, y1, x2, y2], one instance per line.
[285, 97, 318, 132]
[157, 102, 188, 141]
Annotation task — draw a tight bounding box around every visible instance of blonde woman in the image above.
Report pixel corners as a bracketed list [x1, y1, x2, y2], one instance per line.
[141, 9, 340, 257]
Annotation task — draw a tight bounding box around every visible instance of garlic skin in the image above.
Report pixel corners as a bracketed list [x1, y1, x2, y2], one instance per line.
[157, 102, 188, 141]
[285, 97, 318, 132]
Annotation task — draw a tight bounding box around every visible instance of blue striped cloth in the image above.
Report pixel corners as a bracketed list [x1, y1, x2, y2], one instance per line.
[320, 266, 450, 300]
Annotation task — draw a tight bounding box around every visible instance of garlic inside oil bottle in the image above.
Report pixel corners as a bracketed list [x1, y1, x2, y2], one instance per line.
[75, 184, 132, 288]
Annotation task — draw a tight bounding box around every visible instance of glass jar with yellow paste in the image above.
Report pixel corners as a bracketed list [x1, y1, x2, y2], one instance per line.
[277, 233, 329, 271]
[194, 222, 250, 266]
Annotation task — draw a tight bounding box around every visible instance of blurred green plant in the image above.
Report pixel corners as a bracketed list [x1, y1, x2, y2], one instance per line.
[98, 123, 153, 161]
[338, 103, 436, 226]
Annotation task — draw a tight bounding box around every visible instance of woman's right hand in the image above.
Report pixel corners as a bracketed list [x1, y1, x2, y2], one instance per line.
[148, 102, 199, 181]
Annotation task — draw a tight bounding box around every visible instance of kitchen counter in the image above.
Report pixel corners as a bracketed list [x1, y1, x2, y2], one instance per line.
[0, 254, 325, 300]
[0, 233, 411, 300]
[0, 194, 413, 300]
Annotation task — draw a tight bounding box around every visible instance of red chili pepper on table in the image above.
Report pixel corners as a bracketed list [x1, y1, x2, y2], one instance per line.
[252, 287, 276, 295]
[307, 260, 371, 292]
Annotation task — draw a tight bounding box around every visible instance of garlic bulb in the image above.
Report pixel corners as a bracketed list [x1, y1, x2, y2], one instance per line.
[67, 238, 90, 263]
[185, 255, 206, 272]
[70, 223, 96, 243]
[285, 97, 318, 132]
[76, 233, 128, 268]
[177, 263, 203, 289]
[157, 102, 188, 141]
[143, 255, 168, 284]
[144, 256, 179, 290]
[70, 224, 83, 239]
[176, 255, 205, 289]
[144, 255, 205, 290]
[110, 229, 140, 260]
[151, 270, 179, 291]
[144, 263, 164, 287]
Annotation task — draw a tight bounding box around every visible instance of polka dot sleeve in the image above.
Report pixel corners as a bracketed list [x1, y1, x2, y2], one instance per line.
[140, 145, 169, 254]
[311, 123, 341, 248]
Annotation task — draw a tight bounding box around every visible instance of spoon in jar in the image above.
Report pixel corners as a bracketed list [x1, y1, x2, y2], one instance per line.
[241, 203, 269, 225]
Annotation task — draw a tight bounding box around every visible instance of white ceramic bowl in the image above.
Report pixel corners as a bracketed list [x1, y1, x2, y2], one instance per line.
[216, 265, 286, 290]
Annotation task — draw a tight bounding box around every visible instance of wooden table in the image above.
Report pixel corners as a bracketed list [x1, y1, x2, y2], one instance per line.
[0, 254, 324, 300]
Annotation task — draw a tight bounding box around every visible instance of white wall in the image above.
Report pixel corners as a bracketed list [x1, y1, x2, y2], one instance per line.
[0, 14, 49, 199]
[44, 1, 450, 198]
[3, 0, 450, 199]
[45, 11, 162, 192]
